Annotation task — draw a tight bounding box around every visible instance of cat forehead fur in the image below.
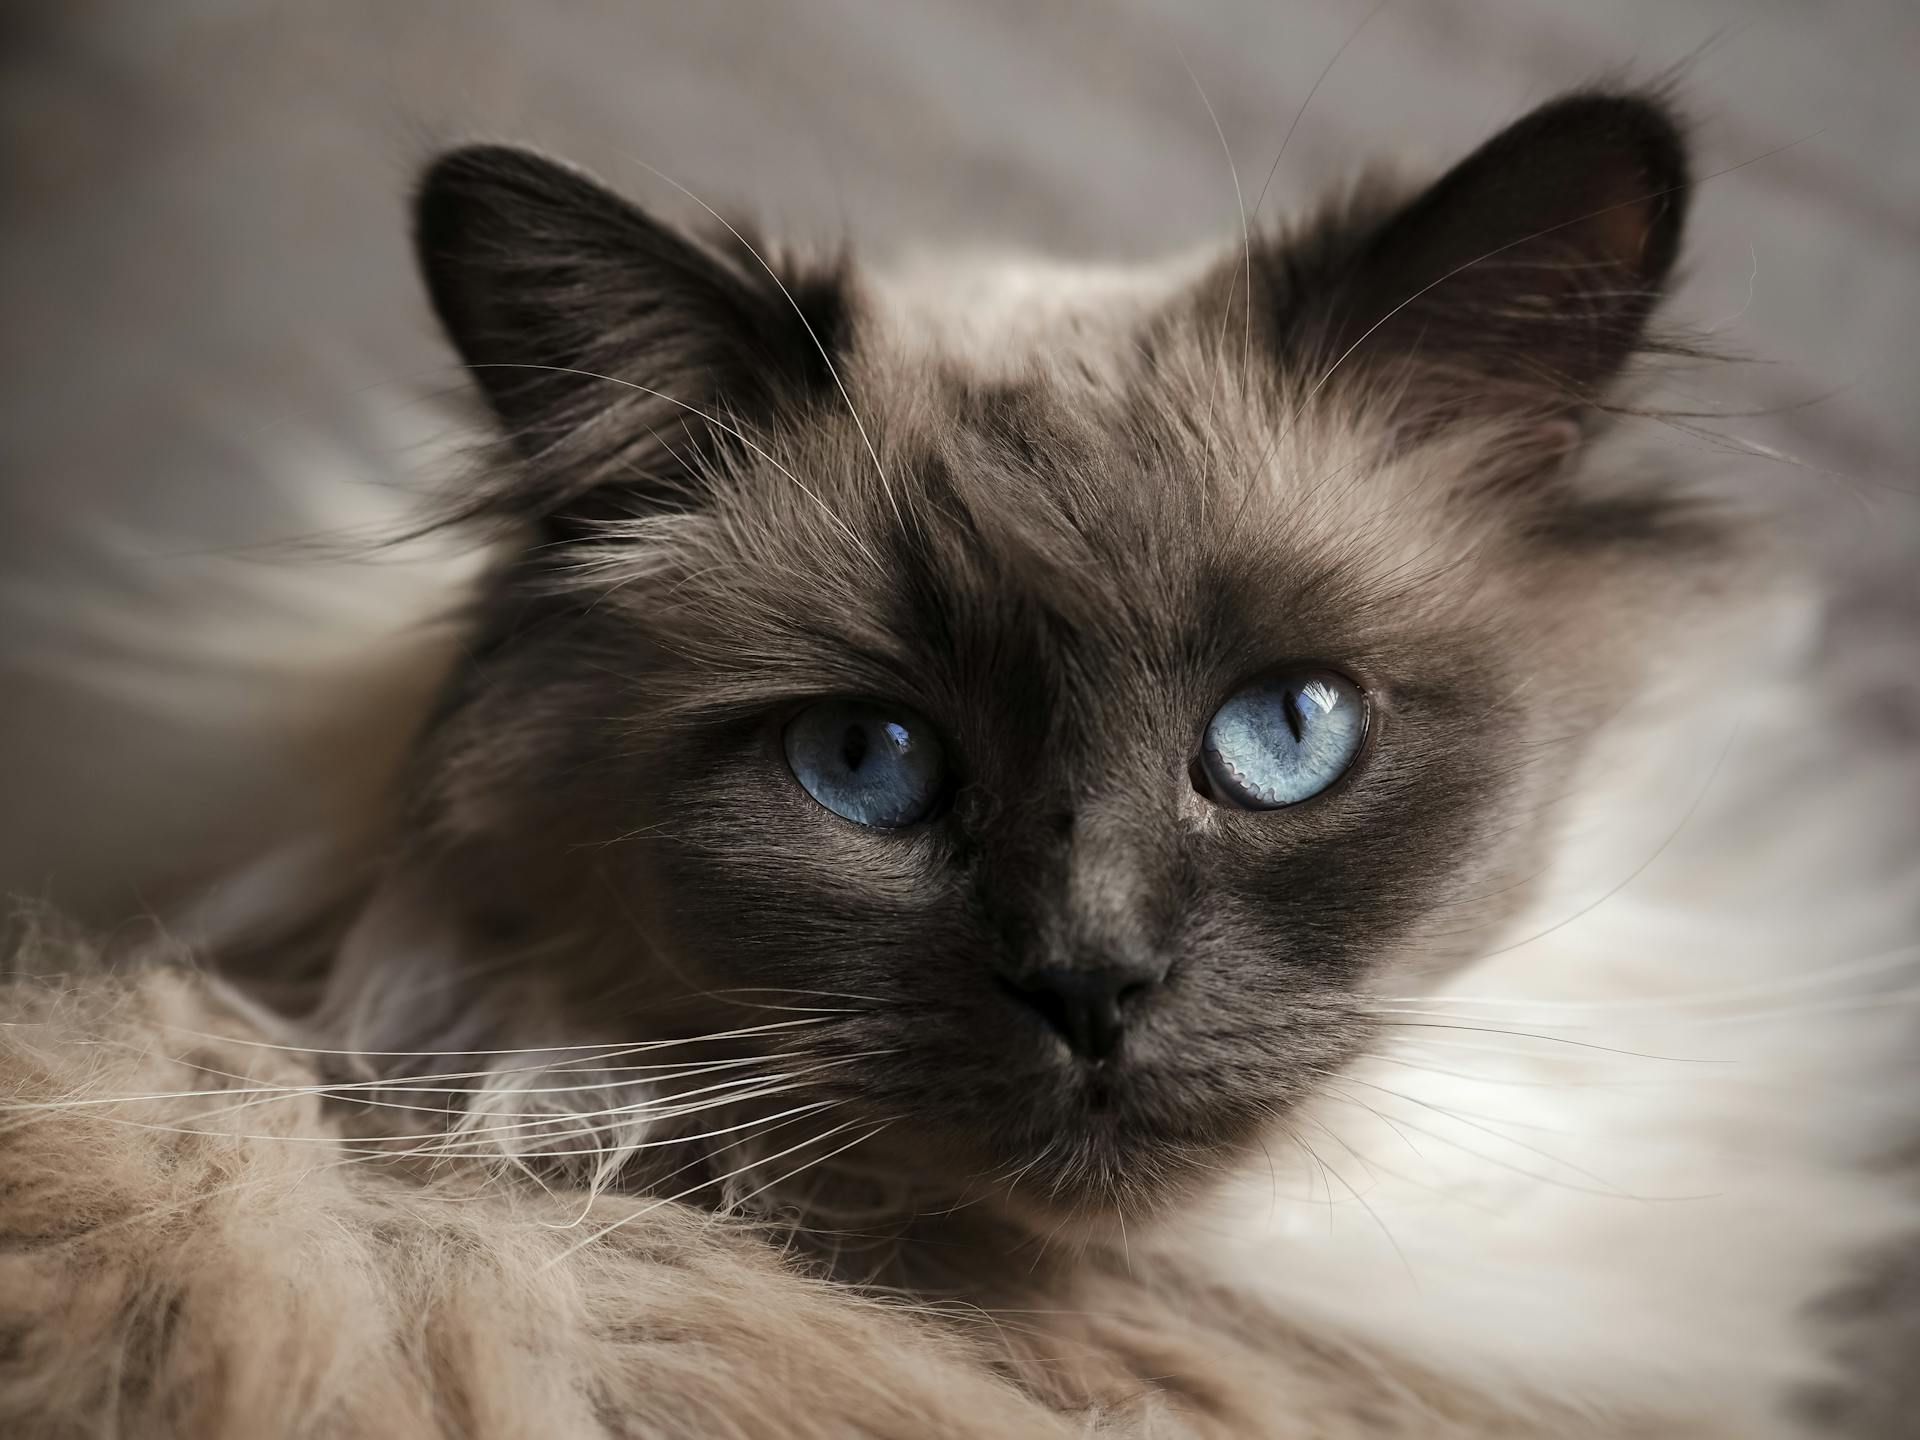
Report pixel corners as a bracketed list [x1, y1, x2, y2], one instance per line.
[558, 251, 1684, 711]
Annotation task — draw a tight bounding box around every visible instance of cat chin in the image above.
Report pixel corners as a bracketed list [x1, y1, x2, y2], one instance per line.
[991, 1113, 1281, 1229]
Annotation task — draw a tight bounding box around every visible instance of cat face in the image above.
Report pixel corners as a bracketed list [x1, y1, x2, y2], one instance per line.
[391, 93, 1719, 1216]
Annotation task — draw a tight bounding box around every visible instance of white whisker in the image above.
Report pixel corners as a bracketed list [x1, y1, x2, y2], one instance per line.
[540, 1114, 876, 1266]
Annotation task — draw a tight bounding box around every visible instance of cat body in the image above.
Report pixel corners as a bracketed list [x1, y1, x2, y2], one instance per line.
[3, 91, 1916, 1438]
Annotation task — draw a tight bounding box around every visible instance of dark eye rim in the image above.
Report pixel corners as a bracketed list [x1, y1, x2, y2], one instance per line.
[1188, 665, 1375, 813]
[778, 694, 956, 830]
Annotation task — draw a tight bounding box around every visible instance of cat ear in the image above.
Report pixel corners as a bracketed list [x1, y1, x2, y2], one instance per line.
[414, 145, 849, 520]
[1281, 92, 1689, 427]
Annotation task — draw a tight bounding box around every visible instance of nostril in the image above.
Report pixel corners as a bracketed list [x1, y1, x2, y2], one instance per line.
[997, 964, 1164, 1062]
[998, 976, 1077, 1048]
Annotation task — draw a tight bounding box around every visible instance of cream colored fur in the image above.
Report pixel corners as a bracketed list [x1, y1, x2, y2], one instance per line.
[4, 940, 1759, 1439]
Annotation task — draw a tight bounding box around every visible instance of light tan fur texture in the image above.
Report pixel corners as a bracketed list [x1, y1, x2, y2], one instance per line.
[4, 935, 1730, 1440]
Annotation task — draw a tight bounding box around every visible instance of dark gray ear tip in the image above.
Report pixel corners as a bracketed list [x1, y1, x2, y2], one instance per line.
[1525, 90, 1689, 149]
[412, 144, 626, 335]
[1510, 89, 1692, 224]
[412, 144, 606, 251]
[1442, 88, 1691, 288]
[1558, 90, 1687, 177]
[415, 146, 520, 262]
[420, 141, 578, 191]
[419, 142, 527, 187]
[412, 147, 520, 335]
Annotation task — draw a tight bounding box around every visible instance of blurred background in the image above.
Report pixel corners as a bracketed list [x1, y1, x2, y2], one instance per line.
[1, 0, 1916, 921]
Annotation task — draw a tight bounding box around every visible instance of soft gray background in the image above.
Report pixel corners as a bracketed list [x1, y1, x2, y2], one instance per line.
[0, 2, 1917, 1431]
[3, 0, 1916, 918]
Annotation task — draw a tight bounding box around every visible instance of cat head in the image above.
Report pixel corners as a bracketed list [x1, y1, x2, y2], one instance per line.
[374, 92, 1721, 1218]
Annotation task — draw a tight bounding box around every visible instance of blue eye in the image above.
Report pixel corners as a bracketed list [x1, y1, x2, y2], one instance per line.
[785, 699, 946, 828]
[1199, 671, 1367, 809]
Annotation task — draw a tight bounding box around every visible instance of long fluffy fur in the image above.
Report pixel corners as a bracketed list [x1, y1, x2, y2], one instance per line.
[4, 928, 1787, 1439]
[5, 345, 1914, 1440]
[0, 939, 1073, 1440]
[5, 108, 1918, 1440]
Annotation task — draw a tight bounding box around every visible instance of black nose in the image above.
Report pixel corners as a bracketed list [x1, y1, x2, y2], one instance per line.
[1001, 959, 1167, 1061]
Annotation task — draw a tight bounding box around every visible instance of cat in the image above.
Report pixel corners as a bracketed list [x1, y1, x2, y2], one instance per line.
[3, 88, 1916, 1439]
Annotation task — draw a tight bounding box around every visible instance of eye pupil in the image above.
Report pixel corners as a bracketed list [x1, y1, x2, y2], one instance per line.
[840, 725, 870, 772]
[787, 701, 945, 828]
[1281, 690, 1305, 743]
[1198, 670, 1366, 810]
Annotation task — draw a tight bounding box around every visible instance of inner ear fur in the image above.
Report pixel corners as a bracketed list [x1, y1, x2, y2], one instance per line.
[1276, 91, 1691, 426]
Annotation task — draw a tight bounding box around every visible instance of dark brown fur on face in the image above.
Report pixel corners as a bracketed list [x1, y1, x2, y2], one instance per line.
[324, 91, 1722, 1235]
